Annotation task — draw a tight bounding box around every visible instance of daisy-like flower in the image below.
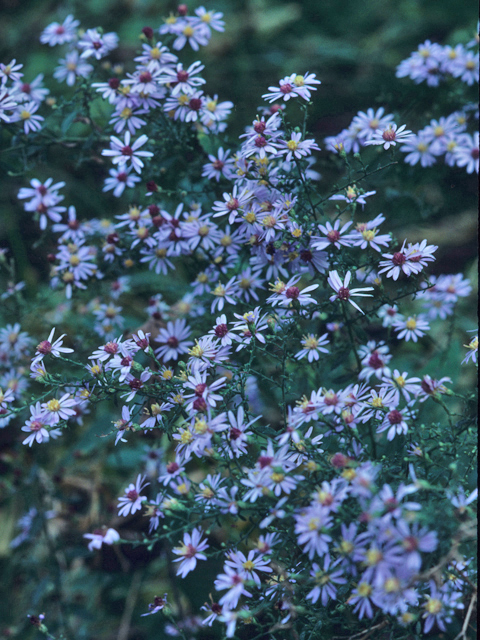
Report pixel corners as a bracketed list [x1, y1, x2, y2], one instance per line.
[21, 402, 62, 447]
[214, 565, 252, 609]
[11, 101, 44, 134]
[377, 408, 409, 440]
[328, 270, 374, 314]
[225, 550, 272, 586]
[275, 132, 320, 162]
[83, 527, 120, 551]
[393, 315, 430, 342]
[267, 274, 319, 308]
[103, 167, 141, 197]
[311, 220, 355, 251]
[352, 107, 395, 141]
[453, 132, 479, 174]
[154, 319, 193, 361]
[172, 527, 209, 578]
[378, 240, 425, 280]
[101, 131, 154, 174]
[32, 327, 74, 364]
[462, 334, 478, 364]
[306, 556, 347, 605]
[78, 29, 119, 60]
[40, 15, 79, 46]
[117, 474, 149, 517]
[262, 72, 321, 103]
[365, 123, 414, 150]
[41, 393, 77, 424]
[295, 333, 329, 362]
[141, 594, 168, 617]
[202, 147, 235, 181]
[422, 581, 464, 634]
[329, 185, 376, 208]
[383, 369, 422, 403]
[53, 50, 93, 87]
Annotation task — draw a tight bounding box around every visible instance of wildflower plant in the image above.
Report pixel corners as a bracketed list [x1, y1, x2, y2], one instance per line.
[0, 5, 477, 640]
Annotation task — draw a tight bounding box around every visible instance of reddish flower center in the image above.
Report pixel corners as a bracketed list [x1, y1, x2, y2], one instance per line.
[388, 410, 403, 424]
[30, 420, 43, 432]
[104, 342, 118, 354]
[68, 219, 80, 229]
[280, 83, 293, 94]
[258, 455, 273, 468]
[471, 148, 479, 159]
[382, 128, 396, 142]
[92, 41, 102, 50]
[403, 535, 419, 552]
[108, 77, 120, 89]
[189, 98, 202, 111]
[193, 397, 207, 412]
[126, 489, 139, 501]
[326, 230, 340, 243]
[392, 252, 406, 266]
[36, 340, 52, 354]
[254, 136, 267, 147]
[120, 356, 132, 367]
[337, 286, 350, 300]
[139, 71, 152, 83]
[129, 379, 142, 390]
[116, 172, 128, 183]
[254, 121, 266, 134]
[121, 145, 134, 156]
[285, 286, 300, 299]
[212, 159, 224, 170]
[368, 351, 383, 369]
[177, 70, 189, 82]
[226, 197, 240, 211]
[215, 324, 228, 337]
[300, 249, 312, 262]
[167, 462, 179, 474]
[167, 336, 179, 348]
[195, 383, 207, 396]
[21, 83, 31, 93]
[55, 26, 65, 34]
[229, 427, 241, 440]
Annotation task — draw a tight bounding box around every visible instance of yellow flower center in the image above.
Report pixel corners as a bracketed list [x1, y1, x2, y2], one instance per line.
[406, 318, 417, 330]
[46, 399, 61, 412]
[357, 582, 373, 597]
[243, 560, 255, 571]
[287, 140, 299, 151]
[425, 598, 443, 614]
[183, 25, 194, 37]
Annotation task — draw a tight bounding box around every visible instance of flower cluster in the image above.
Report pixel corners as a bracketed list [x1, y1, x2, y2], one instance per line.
[0, 8, 477, 640]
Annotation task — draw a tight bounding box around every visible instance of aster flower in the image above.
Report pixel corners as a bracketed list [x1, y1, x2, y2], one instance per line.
[328, 270, 374, 314]
[11, 101, 44, 134]
[101, 131, 154, 174]
[422, 581, 464, 633]
[141, 594, 168, 617]
[267, 274, 319, 308]
[32, 327, 74, 364]
[311, 219, 355, 251]
[262, 72, 321, 103]
[377, 408, 409, 440]
[295, 333, 329, 362]
[21, 402, 62, 447]
[40, 15, 80, 46]
[462, 334, 478, 364]
[214, 565, 252, 609]
[393, 315, 430, 342]
[154, 319, 193, 361]
[78, 29, 119, 60]
[41, 393, 77, 424]
[53, 50, 93, 86]
[172, 527, 209, 578]
[83, 527, 120, 551]
[306, 556, 347, 605]
[117, 474, 149, 517]
[276, 132, 320, 161]
[365, 123, 414, 149]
